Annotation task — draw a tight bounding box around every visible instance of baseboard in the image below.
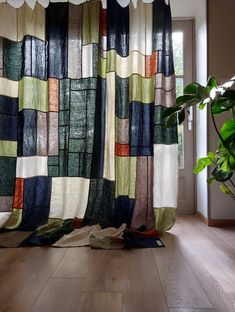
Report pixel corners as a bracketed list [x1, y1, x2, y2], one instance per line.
[207, 219, 235, 227]
[196, 211, 209, 225]
[196, 211, 235, 227]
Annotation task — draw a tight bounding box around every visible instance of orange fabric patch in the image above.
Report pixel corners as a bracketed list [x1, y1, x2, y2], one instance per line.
[48, 78, 59, 112]
[145, 52, 158, 78]
[100, 8, 107, 36]
[115, 143, 129, 156]
[13, 178, 24, 209]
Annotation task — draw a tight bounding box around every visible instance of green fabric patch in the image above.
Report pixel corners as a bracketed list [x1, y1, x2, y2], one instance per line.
[0, 157, 16, 196]
[82, 1, 100, 45]
[115, 156, 136, 198]
[4, 208, 22, 229]
[154, 207, 176, 232]
[130, 75, 154, 104]
[0, 141, 17, 157]
[154, 106, 178, 144]
[19, 77, 48, 112]
[3, 39, 22, 81]
[36, 218, 64, 236]
[115, 75, 129, 119]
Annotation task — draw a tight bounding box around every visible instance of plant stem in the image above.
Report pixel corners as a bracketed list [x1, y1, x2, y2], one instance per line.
[232, 107, 235, 121]
[210, 105, 235, 159]
[229, 178, 235, 189]
[222, 183, 235, 200]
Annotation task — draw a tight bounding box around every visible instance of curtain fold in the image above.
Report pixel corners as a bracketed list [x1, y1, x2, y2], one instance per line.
[0, 0, 178, 232]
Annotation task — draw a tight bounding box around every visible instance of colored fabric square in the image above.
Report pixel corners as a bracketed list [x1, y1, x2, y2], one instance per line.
[13, 178, 24, 209]
[115, 75, 129, 119]
[130, 102, 154, 156]
[0, 95, 18, 127]
[49, 177, 90, 219]
[115, 156, 136, 198]
[48, 78, 59, 112]
[107, 0, 129, 57]
[46, 3, 68, 79]
[0, 157, 16, 196]
[16, 156, 48, 178]
[145, 52, 158, 78]
[17, 3, 45, 41]
[23, 36, 48, 80]
[68, 4, 82, 79]
[3, 38, 22, 81]
[20, 176, 52, 230]
[17, 109, 37, 156]
[19, 77, 48, 112]
[84, 178, 115, 227]
[154, 106, 178, 144]
[115, 143, 129, 156]
[82, 1, 100, 45]
[0, 196, 13, 212]
[0, 141, 17, 157]
[90, 77, 106, 179]
[4, 208, 22, 229]
[114, 196, 135, 227]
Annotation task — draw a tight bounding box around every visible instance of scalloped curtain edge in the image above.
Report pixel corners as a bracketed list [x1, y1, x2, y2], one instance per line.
[0, 0, 170, 9]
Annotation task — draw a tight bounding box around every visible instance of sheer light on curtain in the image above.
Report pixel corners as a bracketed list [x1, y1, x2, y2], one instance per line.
[0, 0, 178, 234]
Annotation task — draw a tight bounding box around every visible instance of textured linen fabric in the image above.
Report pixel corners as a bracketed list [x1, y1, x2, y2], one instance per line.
[0, 0, 177, 232]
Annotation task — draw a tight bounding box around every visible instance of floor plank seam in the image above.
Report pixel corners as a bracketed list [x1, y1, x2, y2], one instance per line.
[150, 248, 170, 311]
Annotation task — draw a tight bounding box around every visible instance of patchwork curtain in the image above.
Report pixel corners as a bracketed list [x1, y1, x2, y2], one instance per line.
[0, 0, 178, 232]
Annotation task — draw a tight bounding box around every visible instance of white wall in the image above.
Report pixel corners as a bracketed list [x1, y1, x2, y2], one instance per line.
[171, 0, 208, 218]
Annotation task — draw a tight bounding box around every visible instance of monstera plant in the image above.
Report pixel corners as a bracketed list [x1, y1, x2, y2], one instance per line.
[163, 76, 235, 199]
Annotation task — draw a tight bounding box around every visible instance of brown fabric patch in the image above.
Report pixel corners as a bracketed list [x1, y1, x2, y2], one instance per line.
[48, 78, 59, 112]
[0, 231, 32, 247]
[0, 196, 13, 212]
[131, 156, 155, 229]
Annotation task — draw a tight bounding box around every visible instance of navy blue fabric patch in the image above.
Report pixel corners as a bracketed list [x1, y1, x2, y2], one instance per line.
[107, 0, 129, 57]
[114, 196, 135, 227]
[17, 110, 37, 156]
[0, 96, 18, 141]
[46, 3, 68, 79]
[20, 176, 52, 230]
[91, 77, 106, 179]
[129, 102, 154, 156]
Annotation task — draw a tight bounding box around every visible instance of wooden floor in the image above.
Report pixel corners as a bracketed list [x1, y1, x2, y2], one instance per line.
[0, 215, 235, 312]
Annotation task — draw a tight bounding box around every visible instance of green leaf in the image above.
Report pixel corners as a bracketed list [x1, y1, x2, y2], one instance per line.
[206, 76, 218, 89]
[199, 101, 207, 110]
[184, 83, 200, 95]
[193, 156, 214, 174]
[178, 110, 185, 124]
[219, 183, 233, 195]
[207, 176, 214, 185]
[220, 120, 235, 142]
[208, 152, 215, 161]
[161, 106, 181, 119]
[166, 114, 177, 128]
[211, 167, 233, 182]
[211, 98, 235, 114]
[176, 94, 197, 106]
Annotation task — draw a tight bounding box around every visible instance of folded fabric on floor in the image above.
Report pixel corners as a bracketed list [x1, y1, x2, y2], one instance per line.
[123, 230, 165, 249]
[20, 219, 74, 246]
[89, 223, 126, 249]
[0, 230, 33, 247]
[53, 223, 126, 248]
